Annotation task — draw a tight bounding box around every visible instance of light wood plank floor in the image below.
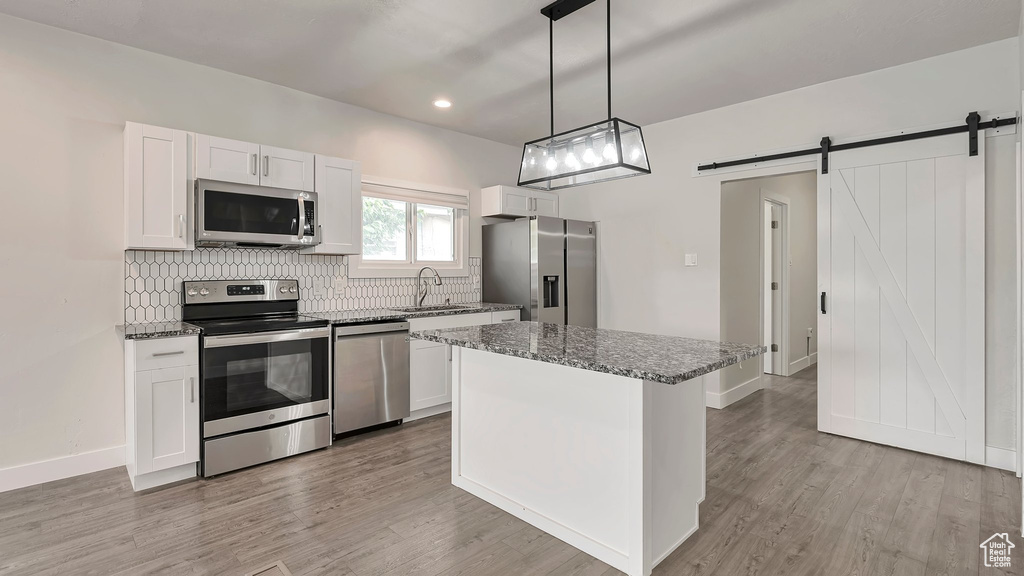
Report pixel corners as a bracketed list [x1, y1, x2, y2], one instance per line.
[1, 366, 1020, 575]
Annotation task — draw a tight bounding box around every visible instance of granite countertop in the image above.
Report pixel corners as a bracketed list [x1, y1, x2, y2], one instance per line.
[117, 321, 202, 340]
[118, 302, 523, 339]
[411, 321, 766, 384]
[312, 302, 522, 325]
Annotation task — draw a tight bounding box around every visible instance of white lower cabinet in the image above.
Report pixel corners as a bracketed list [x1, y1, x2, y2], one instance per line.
[125, 336, 200, 491]
[409, 339, 450, 412]
[491, 310, 521, 323]
[406, 310, 520, 420]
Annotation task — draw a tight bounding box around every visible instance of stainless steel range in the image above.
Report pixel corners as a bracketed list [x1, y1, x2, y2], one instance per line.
[183, 279, 331, 477]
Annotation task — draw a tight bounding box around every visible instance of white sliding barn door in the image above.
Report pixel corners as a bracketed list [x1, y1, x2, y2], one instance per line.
[818, 133, 985, 464]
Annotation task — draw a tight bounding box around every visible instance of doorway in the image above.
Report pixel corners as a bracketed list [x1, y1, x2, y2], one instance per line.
[718, 171, 817, 407]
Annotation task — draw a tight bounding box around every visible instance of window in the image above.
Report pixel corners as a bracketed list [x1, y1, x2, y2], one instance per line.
[351, 178, 469, 278]
[362, 197, 408, 261]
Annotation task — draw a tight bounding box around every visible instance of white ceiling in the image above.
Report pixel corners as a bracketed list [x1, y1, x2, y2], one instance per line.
[0, 0, 1018, 146]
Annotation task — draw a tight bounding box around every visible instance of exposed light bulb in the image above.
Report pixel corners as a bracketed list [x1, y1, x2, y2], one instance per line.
[546, 156, 558, 171]
[603, 143, 617, 162]
[630, 146, 641, 161]
[582, 137, 598, 164]
[565, 151, 580, 170]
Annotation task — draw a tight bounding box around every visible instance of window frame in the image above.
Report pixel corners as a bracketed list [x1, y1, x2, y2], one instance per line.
[349, 176, 470, 279]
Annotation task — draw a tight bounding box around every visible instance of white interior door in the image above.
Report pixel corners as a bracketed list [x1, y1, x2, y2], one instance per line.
[763, 202, 784, 375]
[818, 133, 985, 464]
[764, 204, 774, 375]
[770, 203, 784, 374]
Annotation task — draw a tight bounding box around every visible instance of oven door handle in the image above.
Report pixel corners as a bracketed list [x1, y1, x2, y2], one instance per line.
[204, 326, 330, 348]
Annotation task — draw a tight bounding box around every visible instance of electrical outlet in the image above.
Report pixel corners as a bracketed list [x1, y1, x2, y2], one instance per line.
[684, 253, 698, 267]
[333, 276, 347, 290]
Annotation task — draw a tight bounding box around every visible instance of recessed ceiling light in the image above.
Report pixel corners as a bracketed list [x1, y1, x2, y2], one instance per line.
[433, 99, 452, 109]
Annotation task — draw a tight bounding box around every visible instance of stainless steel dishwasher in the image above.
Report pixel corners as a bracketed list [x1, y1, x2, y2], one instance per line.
[333, 321, 411, 435]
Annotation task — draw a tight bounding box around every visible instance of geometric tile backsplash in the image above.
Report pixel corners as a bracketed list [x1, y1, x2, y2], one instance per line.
[124, 248, 482, 323]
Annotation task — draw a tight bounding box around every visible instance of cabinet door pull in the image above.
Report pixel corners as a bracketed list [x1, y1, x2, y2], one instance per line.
[501, 318, 516, 322]
[263, 155, 269, 177]
[178, 214, 185, 239]
[251, 153, 258, 176]
[820, 291, 827, 314]
[190, 376, 196, 403]
[152, 350, 185, 357]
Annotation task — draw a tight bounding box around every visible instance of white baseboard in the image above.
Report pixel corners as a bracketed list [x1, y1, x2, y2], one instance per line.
[130, 462, 196, 492]
[0, 445, 125, 493]
[706, 377, 763, 409]
[789, 352, 818, 375]
[986, 446, 1017, 472]
[405, 403, 452, 422]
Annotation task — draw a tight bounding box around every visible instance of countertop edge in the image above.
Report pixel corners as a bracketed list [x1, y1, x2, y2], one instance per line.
[117, 322, 203, 340]
[412, 331, 766, 384]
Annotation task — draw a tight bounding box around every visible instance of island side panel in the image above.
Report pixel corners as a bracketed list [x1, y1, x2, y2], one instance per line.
[450, 346, 645, 575]
[647, 375, 706, 568]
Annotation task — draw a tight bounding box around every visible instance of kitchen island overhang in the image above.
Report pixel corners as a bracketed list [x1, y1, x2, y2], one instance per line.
[413, 322, 765, 576]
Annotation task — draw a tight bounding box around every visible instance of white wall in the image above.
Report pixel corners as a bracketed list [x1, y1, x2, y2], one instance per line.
[0, 13, 519, 473]
[562, 38, 1021, 452]
[720, 171, 817, 395]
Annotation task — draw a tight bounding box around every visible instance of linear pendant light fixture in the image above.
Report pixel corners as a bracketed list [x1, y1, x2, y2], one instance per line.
[517, 0, 651, 191]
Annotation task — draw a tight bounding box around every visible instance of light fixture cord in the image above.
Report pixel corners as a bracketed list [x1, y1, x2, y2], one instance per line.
[607, 0, 611, 120]
[550, 18, 555, 136]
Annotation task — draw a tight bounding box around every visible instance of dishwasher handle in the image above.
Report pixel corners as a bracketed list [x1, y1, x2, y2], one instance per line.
[335, 321, 410, 338]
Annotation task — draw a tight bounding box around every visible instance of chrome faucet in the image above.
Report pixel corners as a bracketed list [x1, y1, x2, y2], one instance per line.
[417, 266, 442, 306]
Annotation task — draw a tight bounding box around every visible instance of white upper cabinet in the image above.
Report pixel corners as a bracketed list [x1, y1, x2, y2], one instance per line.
[303, 155, 362, 255]
[481, 185, 558, 219]
[533, 191, 559, 217]
[124, 122, 193, 251]
[197, 135, 314, 192]
[196, 134, 260, 185]
[260, 145, 315, 192]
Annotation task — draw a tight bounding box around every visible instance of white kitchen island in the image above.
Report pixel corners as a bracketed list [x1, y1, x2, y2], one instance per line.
[412, 322, 764, 576]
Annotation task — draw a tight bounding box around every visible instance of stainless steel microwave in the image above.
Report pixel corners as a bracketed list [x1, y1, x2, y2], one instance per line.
[195, 179, 320, 249]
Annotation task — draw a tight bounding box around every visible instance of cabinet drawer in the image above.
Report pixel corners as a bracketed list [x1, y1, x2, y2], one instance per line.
[408, 312, 492, 332]
[491, 310, 521, 323]
[135, 336, 199, 372]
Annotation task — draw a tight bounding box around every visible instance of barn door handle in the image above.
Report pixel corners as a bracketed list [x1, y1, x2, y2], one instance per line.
[820, 292, 827, 314]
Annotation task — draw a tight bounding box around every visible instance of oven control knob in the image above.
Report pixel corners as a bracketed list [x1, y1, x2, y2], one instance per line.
[199, 288, 210, 297]
[279, 286, 289, 294]
[289, 286, 297, 294]
[187, 288, 198, 297]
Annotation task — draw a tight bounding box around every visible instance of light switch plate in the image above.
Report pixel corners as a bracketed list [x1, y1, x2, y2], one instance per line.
[684, 253, 698, 267]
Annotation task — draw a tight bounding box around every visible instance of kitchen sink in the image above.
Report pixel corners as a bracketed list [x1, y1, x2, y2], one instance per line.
[392, 304, 470, 313]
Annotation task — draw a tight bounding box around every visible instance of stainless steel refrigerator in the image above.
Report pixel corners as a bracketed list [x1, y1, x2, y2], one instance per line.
[482, 216, 597, 327]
